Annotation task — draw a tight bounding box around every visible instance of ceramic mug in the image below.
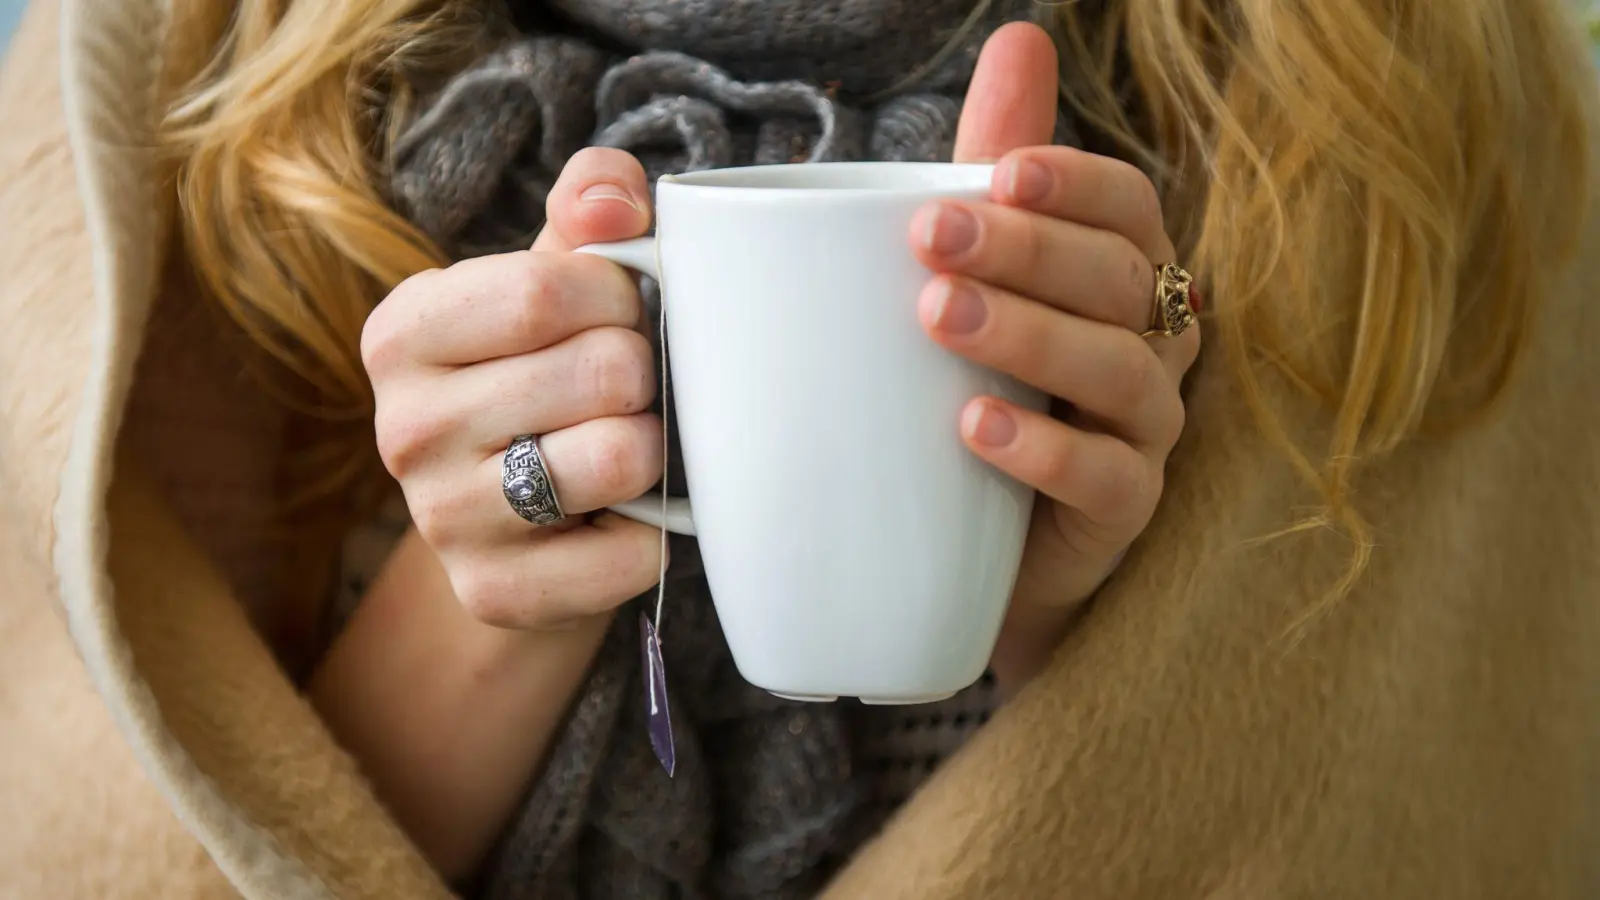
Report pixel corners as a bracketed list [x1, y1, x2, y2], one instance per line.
[577, 161, 1045, 704]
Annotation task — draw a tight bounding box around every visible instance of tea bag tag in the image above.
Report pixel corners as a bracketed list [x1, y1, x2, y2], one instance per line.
[640, 278, 676, 778]
[640, 611, 676, 776]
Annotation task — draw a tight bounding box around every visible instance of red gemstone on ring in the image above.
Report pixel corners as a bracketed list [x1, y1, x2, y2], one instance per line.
[1189, 285, 1203, 314]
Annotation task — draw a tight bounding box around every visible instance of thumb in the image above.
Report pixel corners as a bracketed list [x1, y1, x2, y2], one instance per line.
[533, 147, 653, 252]
[953, 22, 1060, 164]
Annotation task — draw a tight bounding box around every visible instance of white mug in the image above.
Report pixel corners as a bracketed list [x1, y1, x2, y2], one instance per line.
[578, 162, 1045, 704]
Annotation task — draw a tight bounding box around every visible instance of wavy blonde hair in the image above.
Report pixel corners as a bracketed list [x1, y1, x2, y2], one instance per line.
[164, 0, 1593, 610]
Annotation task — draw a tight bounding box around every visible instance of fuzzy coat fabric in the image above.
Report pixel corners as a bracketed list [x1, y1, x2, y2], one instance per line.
[1, 0, 1598, 898]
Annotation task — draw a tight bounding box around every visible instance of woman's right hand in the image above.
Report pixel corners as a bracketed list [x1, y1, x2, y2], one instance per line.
[362, 148, 665, 630]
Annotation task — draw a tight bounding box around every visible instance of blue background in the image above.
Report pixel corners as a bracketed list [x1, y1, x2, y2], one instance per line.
[0, 0, 22, 54]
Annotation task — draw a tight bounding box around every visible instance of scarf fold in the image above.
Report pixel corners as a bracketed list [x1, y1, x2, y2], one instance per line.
[391, 0, 1078, 258]
[388, 3, 1075, 897]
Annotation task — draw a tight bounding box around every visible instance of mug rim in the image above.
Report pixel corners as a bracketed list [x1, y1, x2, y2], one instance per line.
[660, 161, 994, 197]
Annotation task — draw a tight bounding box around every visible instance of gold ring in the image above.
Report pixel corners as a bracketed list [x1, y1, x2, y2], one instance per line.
[1141, 262, 1196, 339]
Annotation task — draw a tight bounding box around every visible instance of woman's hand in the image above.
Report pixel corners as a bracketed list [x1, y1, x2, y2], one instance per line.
[362, 147, 667, 630]
[323, 148, 669, 878]
[920, 23, 1202, 692]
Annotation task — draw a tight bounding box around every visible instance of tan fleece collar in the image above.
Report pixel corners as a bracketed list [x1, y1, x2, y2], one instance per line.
[36, 1, 445, 896]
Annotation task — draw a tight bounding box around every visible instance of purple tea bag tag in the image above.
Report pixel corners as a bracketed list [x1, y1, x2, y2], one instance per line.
[640, 611, 676, 777]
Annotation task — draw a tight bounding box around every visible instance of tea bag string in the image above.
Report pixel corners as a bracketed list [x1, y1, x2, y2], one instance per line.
[641, 279, 678, 777]
[653, 280, 669, 631]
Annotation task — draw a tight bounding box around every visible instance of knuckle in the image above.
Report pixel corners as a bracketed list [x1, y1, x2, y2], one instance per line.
[373, 395, 461, 479]
[1036, 438, 1075, 493]
[372, 412, 408, 476]
[582, 327, 655, 413]
[1084, 447, 1149, 521]
[585, 418, 656, 501]
[362, 270, 435, 374]
[1104, 337, 1160, 411]
[1032, 428, 1081, 494]
[452, 565, 522, 629]
[1178, 325, 1203, 368]
[599, 528, 659, 594]
[1115, 243, 1155, 320]
[1118, 164, 1163, 231]
[373, 399, 424, 478]
[1012, 309, 1057, 377]
[1154, 395, 1188, 450]
[359, 315, 398, 377]
[572, 251, 643, 321]
[406, 483, 472, 549]
[1133, 178, 1163, 232]
[1129, 248, 1153, 302]
[505, 254, 565, 346]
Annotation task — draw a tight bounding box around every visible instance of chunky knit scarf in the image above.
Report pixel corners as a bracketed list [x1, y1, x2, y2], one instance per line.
[386, 2, 1081, 897]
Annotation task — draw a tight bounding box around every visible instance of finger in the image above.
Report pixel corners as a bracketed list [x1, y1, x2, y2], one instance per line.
[421, 326, 657, 459]
[992, 146, 1176, 264]
[453, 514, 667, 629]
[363, 250, 642, 372]
[533, 148, 652, 252]
[488, 414, 664, 521]
[910, 200, 1153, 334]
[960, 397, 1157, 543]
[1150, 322, 1203, 389]
[405, 412, 663, 552]
[953, 22, 1059, 163]
[920, 276, 1186, 450]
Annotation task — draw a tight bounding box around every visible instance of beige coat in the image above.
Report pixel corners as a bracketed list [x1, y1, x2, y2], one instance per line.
[2, 0, 1598, 897]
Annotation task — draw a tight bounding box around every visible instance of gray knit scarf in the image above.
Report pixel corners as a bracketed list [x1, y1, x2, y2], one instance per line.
[389, 3, 1081, 897]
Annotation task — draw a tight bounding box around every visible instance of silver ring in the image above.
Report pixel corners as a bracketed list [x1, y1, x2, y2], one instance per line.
[502, 434, 565, 526]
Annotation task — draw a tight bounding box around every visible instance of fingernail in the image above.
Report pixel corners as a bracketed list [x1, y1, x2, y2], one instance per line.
[1005, 157, 1053, 204]
[922, 203, 979, 257]
[965, 402, 1017, 448]
[580, 182, 642, 212]
[927, 279, 987, 335]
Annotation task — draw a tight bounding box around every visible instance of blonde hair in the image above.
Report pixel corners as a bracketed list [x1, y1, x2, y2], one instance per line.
[164, 0, 489, 502]
[164, 0, 1593, 608]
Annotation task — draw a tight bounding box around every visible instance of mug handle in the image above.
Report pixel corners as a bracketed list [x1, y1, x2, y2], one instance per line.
[574, 237, 697, 537]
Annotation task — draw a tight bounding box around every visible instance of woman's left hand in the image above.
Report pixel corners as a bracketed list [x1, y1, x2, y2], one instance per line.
[915, 23, 1202, 693]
